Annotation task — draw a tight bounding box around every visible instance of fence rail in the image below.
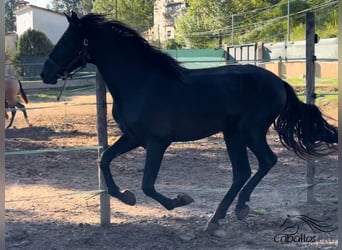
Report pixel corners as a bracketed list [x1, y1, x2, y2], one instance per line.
[6, 38, 338, 80]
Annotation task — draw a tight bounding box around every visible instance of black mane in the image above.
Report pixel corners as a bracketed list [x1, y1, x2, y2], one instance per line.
[80, 14, 185, 79]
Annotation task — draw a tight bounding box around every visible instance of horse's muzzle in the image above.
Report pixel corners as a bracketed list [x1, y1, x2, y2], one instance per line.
[40, 68, 58, 84]
[40, 72, 57, 84]
[40, 57, 63, 84]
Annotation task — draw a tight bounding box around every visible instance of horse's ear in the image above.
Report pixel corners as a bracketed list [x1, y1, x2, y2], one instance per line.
[65, 11, 80, 25]
[71, 11, 79, 21]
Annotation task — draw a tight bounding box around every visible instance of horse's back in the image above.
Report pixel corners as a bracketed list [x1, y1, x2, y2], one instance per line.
[184, 64, 286, 112]
[186, 64, 284, 88]
[5, 78, 20, 105]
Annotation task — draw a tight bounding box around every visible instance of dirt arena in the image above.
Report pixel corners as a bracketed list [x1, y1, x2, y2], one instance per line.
[5, 88, 338, 249]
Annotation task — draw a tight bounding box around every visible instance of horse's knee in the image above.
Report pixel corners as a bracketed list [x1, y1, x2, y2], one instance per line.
[99, 158, 109, 170]
[100, 149, 115, 167]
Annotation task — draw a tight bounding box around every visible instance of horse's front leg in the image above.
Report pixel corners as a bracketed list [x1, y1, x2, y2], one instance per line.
[100, 134, 139, 205]
[142, 139, 194, 210]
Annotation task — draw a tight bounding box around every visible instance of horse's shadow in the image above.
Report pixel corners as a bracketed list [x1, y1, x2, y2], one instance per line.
[5, 125, 95, 141]
[5, 216, 214, 249]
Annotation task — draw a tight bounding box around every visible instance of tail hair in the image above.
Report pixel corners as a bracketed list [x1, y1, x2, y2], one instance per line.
[18, 80, 29, 104]
[274, 81, 337, 158]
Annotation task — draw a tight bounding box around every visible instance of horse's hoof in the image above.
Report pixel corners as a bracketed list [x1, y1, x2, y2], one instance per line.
[204, 221, 220, 234]
[235, 204, 250, 220]
[177, 193, 194, 207]
[121, 190, 136, 206]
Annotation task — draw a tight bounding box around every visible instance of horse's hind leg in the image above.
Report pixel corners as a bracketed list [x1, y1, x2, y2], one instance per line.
[16, 102, 31, 127]
[6, 106, 16, 128]
[235, 126, 277, 220]
[100, 134, 140, 205]
[5, 101, 9, 120]
[205, 123, 251, 233]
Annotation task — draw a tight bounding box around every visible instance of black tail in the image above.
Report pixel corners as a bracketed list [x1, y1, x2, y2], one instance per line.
[274, 81, 337, 158]
[18, 80, 29, 104]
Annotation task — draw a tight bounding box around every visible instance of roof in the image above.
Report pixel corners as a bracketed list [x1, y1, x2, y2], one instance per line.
[14, 4, 64, 16]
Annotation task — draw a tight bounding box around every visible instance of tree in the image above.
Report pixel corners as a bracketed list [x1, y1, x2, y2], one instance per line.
[77, 0, 93, 15]
[175, 14, 217, 48]
[11, 29, 53, 77]
[5, 0, 17, 34]
[174, 0, 338, 48]
[51, 0, 82, 13]
[18, 29, 53, 56]
[93, 0, 153, 32]
[175, 0, 238, 48]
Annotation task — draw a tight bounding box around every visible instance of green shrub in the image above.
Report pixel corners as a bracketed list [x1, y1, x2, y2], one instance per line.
[18, 29, 53, 56]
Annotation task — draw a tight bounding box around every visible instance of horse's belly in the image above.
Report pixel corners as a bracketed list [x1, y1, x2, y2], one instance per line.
[172, 129, 221, 142]
[170, 114, 225, 142]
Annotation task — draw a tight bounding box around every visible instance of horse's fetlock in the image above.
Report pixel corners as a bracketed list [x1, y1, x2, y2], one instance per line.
[142, 186, 155, 197]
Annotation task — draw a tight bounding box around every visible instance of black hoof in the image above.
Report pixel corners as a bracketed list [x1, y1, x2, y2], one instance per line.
[235, 204, 250, 220]
[121, 190, 136, 206]
[176, 193, 194, 207]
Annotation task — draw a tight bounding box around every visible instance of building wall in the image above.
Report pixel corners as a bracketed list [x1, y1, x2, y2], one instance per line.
[32, 8, 67, 44]
[15, 5, 68, 45]
[5, 33, 18, 52]
[15, 8, 33, 37]
[150, 0, 186, 43]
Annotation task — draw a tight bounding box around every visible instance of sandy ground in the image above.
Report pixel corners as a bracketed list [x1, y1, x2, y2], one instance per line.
[5, 91, 338, 249]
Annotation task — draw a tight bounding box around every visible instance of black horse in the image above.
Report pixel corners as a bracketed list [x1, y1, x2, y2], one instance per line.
[40, 12, 337, 234]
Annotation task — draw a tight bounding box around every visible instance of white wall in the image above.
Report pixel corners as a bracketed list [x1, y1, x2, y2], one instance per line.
[16, 9, 33, 37]
[32, 8, 68, 45]
[15, 6, 68, 45]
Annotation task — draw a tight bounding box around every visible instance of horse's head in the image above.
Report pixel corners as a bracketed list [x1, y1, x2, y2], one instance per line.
[40, 11, 89, 84]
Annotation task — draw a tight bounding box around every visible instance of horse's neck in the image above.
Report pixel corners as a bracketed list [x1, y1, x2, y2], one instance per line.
[95, 56, 147, 101]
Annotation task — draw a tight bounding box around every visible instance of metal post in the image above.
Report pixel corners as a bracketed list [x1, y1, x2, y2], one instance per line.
[287, 0, 290, 42]
[115, 0, 118, 19]
[0, 0, 6, 247]
[231, 14, 234, 45]
[305, 12, 316, 203]
[96, 71, 111, 225]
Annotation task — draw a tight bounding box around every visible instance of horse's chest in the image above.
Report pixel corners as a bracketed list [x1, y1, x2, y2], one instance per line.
[112, 100, 146, 137]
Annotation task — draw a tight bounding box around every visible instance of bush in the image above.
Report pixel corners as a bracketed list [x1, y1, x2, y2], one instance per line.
[14, 29, 53, 78]
[162, 39, 181, 49]
[18, 29, 53, 56]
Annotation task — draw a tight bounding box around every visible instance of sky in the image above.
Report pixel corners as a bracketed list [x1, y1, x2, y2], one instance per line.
[29, 0, 52, 8]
